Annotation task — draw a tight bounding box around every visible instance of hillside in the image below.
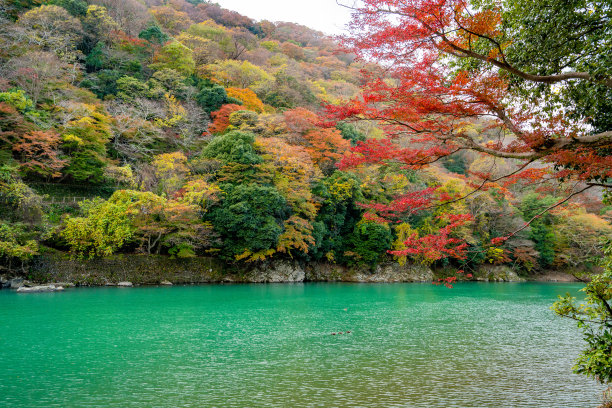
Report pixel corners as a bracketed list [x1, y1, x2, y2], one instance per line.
[0, 0, 609, 278]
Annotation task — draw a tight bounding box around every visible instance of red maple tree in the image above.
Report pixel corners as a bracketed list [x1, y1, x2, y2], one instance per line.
[328, 0, 611, 255]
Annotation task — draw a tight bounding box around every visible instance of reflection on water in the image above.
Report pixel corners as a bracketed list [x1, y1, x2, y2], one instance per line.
[0, 282, 604, 407]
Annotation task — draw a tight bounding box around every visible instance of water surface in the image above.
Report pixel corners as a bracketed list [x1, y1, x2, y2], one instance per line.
[0, 283, 604, 407]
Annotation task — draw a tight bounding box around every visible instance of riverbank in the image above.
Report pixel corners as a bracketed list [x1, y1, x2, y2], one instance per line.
[0, 253, 579, 288]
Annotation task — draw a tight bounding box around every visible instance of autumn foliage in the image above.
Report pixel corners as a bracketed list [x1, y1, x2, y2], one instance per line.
[0, 0, 608, 279]
[326, 0, 612, 261]
[208, 104, 242, 134]
[13, 130, 67, 178]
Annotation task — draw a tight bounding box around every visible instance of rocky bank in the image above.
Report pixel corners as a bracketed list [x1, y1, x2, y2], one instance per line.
[0, 253, 578, 288]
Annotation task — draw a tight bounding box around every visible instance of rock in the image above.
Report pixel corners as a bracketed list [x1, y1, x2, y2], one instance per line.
[117, 281, 133, 287]
[531, 272, 579, 282]
[50, 282, 75, 288]
[245, 261, 305, 283]
[305, 263, 346, 281]
[305, 262, 433, 282]
[475, 265, 525, 282]
[0, 276, 9, 289]
[351, 263, 434, 282]
[17, 285, 64, 293]
[8, 277, 24, 289]
[160, 280, 173, 286]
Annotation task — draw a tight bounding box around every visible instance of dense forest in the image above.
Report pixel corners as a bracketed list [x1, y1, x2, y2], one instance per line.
[0, 0, 610, 277]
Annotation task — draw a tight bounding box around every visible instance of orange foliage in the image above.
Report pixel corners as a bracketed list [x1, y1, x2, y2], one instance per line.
[277, 215, 315, 255]
[226, 87, 264, 113]
[304, 128, 350, 168]
[13, 130, 67, 178]
[208, 104, 242, 134]
[283, 108, 318, 135]
[280, 42, 305, 60]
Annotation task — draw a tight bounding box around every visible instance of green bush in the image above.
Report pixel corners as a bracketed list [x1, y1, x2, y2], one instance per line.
[347, 220, 392, 267]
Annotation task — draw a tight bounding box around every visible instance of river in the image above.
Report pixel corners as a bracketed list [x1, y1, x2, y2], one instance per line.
[0, 282, 605, 407]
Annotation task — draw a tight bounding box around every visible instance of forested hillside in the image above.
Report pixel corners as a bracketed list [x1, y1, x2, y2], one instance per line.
[0, 0, 609, 276]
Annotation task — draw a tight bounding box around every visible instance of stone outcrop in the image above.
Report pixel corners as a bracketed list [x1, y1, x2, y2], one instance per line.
[240, 261, 306, 283]
[474, 265, 526, 282]
[306, 262, 433, 282]
[8, 277, 25, 289]
[530, 272, 579, 282]
[17, 285, 64, 293]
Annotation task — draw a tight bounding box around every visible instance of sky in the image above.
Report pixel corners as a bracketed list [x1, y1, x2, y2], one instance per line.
[215, 0, 355, 35]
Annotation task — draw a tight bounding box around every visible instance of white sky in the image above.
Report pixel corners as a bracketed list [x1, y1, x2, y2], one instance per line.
[215, 0, 355, 35]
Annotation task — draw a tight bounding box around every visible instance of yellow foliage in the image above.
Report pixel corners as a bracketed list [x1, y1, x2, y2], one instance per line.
[154, 93, 187, 128]
[486, 247, 506, 263]
[326, 177, 356, 202]
[276, 216, 315, 256]
[235, 248, 276, 262]
[392, 222, 418, 266]
[152, 151, 190, 195]
[62, 134, 83, 145]
[180, 179, 221, 207]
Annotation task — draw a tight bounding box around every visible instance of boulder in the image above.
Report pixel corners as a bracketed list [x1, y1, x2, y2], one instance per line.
[117, 281, 133, 287]
[17, 285, 64, 293]
[160, 280, 173, 286]
[8, 277, 24, 289]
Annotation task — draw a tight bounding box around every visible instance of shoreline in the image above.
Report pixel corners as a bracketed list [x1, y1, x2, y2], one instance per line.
[1, 253, 580, 289]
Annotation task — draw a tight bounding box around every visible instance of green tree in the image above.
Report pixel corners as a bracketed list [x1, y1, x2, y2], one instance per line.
[336, 122, 366, 146]
[81, 69, 122, 98]
[85, 42, 106, 71]
[0, 222, 39, 271]
[347, 219, 392, 267]
[82, 5, 119, 51]
[310, 171, 364, 262]
[206, 183, 288, 261]
[519, 194, 557, 268]
[195, 84, 232, 113]
[116, 76, 148, 100]
[205, 59, 272, 88]
[47, 0, 87, 16]
[481, 0, 612, 133]
[138, 24, 169, 44]
[0, 165, 43, 223]
[146, 69, 189, 99]
[202, 130, 262, 166]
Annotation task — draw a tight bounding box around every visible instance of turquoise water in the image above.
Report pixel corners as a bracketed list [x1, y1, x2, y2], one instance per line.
[0, 283, 605, 407]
